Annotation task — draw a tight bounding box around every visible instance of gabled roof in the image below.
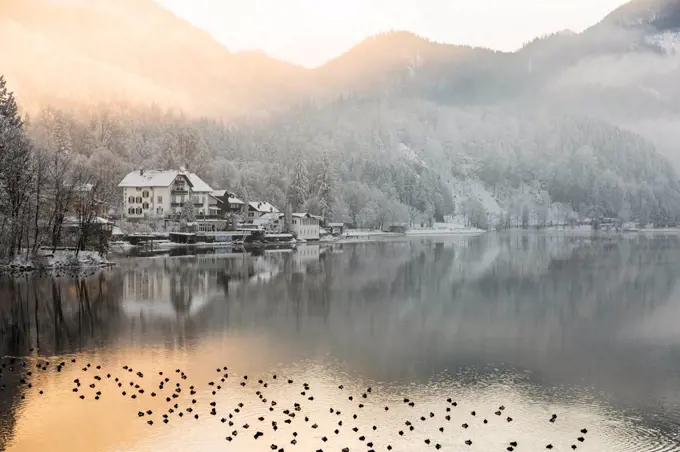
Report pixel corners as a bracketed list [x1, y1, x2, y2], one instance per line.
[293, 212, 319, 220]
[118, 170, 179, 188]
[187, 173, 213, 192]
[211, 190, 244, 204]
[118, 170, 213, 192]
[248, 201, 279, 213]
[257, 212, 284, 221]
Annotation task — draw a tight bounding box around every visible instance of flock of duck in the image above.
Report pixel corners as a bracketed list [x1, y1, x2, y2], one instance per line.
[0, 352, 589, 451]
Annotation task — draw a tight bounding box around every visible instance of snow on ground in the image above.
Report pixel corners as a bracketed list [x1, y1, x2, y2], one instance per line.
[405, 224, 485, 236]
[0, 250, 112, 271]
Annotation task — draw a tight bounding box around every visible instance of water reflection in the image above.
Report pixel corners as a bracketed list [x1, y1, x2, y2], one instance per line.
[1, 234, 680, 451]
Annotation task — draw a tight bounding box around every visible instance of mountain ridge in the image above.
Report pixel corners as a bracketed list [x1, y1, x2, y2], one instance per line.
[2, 0, 680, 126]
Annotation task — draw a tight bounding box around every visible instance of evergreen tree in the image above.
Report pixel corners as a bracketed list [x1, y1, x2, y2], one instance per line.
[287, 150, 309, 212]
[0, 75, 22, 128]
[317, 152, 336, 220]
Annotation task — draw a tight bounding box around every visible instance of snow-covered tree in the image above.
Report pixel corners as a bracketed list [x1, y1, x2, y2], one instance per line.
[287, 151, 309, 212]
[316, 152, 336, 220]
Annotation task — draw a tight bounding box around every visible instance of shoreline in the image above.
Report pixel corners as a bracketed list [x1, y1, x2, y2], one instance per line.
[0, 250, 115, 274]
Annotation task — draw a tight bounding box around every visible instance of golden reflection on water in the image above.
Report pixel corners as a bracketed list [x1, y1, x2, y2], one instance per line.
[3, 335, 675, 452]
[3, 237, 680, 451]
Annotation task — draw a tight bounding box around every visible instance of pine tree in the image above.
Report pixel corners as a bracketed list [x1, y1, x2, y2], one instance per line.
[0, 75, 22, 128]
[0, 76, 32, 258]
[287, 151, 309, 212]
[317, 152, 336, 220]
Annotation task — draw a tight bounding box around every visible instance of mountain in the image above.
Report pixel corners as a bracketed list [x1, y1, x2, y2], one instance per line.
[4, 0, 680, 229]
[601, 0, 680, 30]
[311, 31, 489, 97]
[0, 0, 306, 117]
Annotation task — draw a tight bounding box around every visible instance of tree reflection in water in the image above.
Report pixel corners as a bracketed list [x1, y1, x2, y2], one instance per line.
[1, 236, 680, 445]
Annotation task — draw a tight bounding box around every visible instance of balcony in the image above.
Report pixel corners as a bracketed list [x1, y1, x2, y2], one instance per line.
[171, 188, 188, 195]
[171, 202, 184, 208]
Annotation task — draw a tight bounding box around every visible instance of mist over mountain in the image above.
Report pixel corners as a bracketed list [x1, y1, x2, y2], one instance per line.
[2, 0, 680, 230]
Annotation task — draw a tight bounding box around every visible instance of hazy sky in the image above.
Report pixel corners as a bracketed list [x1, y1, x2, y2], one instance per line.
[155, 0, 629, 67]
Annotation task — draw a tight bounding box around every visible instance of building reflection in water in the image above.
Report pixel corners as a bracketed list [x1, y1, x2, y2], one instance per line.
[1, 236, 680, 451]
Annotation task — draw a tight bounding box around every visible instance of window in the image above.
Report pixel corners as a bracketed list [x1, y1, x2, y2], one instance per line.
[157, 207, 163, 214]
[158, 196, 163, 204]
[143, 202, 149, 210]
[128, 196, 134, 204]
[136, 208, 142, 215]
[136, 187, 141, 191]
[136, 196, 142, 203]
[142, 190, 149, 198]
[128, 207, 134, 215]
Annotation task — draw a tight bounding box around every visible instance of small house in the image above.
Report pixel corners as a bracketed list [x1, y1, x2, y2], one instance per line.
[247, 201, 280, 219]
[210, 190, 244, 216]
[291, 213, 320, 241]
[327, 223, 345, 235]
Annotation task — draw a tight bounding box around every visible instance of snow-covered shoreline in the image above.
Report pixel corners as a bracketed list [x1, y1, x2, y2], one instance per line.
[320, 227, 486, 244]
[0, 250, 114, 273]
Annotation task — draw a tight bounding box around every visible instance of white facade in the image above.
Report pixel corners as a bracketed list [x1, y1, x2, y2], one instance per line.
[247, 201, 280, 219]
[118, 170, 213, 221]
[253, 212, 284, 231]
[291, 213, 320, 241]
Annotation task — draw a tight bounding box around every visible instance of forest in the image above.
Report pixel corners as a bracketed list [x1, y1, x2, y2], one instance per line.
[3, 67, 680, 259]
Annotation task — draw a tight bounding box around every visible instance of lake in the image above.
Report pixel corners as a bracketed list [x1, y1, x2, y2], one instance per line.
[1, 233, 679, 451]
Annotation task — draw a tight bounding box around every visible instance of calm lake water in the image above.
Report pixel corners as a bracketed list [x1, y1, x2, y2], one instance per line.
[1, 233, 680, 451]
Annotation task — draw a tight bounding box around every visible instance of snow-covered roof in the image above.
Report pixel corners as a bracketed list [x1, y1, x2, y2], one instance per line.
[249, 201, 279, 213]
[292, 212, 316, 219]
[257, 212, 284, 221]
[210, 190, 244, 205]
[118, 170, 213, 192]
[186, 173, 213, 192]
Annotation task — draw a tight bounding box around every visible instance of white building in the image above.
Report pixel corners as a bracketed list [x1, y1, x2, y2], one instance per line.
[118, 169, 213, 221]
[247, 201, 280, 219]
[291, 213, 320, 241]
[252, 212, 284, 231]
[247, 211, 320, 240]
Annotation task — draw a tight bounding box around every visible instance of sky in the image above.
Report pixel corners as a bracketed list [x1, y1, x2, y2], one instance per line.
[155, 0, 630, 67]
